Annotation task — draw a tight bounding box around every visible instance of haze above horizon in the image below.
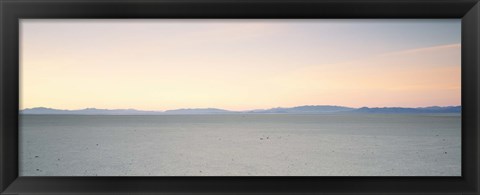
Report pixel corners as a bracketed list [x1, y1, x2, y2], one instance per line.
[22, 104, 461, 112]
[21, 19, 461, 110]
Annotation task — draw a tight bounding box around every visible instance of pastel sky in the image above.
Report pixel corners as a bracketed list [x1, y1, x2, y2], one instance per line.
[20, 19, 461, 111]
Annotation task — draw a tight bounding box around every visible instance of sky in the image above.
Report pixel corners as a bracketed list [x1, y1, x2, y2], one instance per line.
[20, 19, 461, 111]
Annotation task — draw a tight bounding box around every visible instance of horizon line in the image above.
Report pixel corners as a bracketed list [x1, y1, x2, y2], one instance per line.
[21, 104, 462, 113]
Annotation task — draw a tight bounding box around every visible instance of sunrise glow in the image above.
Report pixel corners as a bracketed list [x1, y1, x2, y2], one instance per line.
[20, 19, 461, 111]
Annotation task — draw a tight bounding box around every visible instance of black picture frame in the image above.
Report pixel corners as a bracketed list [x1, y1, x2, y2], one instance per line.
[1, 0, 479, 194]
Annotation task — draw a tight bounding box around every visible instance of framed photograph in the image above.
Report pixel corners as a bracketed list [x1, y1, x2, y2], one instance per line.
[1, 0, 479, 194]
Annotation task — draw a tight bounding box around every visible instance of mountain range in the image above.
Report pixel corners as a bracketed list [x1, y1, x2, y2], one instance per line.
[21, 105, 461, 115]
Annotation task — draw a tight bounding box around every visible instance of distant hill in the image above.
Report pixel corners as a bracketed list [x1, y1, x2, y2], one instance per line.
[164, 108, 234, 114]
[21, 107, 160, 115]
[352, 106, 461, 114]
[21, 107, 72, 115]
[248, 105, 354, 114]
[21, 105, 461, 115]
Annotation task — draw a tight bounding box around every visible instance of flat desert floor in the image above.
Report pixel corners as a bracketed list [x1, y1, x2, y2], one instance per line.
[20, 114, 461, 176]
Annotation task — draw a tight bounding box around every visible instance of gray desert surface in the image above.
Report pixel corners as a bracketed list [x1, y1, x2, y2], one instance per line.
[20, 114, 460, 176]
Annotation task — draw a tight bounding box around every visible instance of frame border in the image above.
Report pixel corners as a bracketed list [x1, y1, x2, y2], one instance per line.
[1, 0, 479, 194]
